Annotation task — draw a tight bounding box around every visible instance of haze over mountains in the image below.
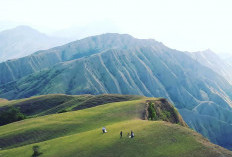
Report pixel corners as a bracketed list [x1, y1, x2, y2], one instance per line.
[189, 49, 232, 84]
[0, 26, 70, 62]
[51, 20, 120, 41]
[226, 57, 232, 66]
[0, 32, 232, 150]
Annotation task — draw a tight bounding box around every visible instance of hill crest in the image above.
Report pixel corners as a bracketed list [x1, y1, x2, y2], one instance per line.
[0, 94, 231, 157]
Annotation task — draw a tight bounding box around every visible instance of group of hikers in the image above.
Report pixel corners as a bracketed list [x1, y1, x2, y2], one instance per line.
[120, 130, 134, 138]
[102, 127, 134, 138]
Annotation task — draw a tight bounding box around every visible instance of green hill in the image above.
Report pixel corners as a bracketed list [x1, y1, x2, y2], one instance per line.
[0, 98, 8, 104]
[0, 95, 231, 157]
[0, 94, 143, 117]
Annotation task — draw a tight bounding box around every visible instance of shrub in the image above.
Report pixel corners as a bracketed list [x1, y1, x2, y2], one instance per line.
[58, 109, 69, 113]
[148, 102, 157, 120]
[32, 145, 42, 157]
[0, 107, 26, 126]
[160, 111, 171, 121]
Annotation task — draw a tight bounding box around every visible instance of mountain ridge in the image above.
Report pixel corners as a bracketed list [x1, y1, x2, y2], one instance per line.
[189, 49, 232, 84]
[0, 33, 163, 85]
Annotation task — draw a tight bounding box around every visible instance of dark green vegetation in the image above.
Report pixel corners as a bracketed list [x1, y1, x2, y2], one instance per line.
[0, 95, 231, 157]
[147, 102, 157, 120]
[146, 99, 187, 127]
[0, 107, 26, 126]
[32, 145, 42, 157]
[0, 33, 232, 149]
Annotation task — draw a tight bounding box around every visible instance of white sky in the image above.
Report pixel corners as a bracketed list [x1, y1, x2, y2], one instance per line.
[0, 0, 232, 54]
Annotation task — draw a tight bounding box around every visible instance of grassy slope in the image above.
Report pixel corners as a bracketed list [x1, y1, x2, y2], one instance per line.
[0, 94, 143, 117]
[0, 97, 231, 157]
[0, 94, 81, 116]
[2, 120, 231, 157]
[0, 98, 8, 106]
[0, 99, 146, 149]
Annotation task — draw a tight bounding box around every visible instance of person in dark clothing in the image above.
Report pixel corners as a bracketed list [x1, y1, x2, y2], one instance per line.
[120, 131, 123, 138]
[131, 130, 134, 138]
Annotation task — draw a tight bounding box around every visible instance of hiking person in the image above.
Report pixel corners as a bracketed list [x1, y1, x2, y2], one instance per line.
[102, 127, 107, 133]
[131, 130, 134, 138]
[120, 131, 123, 138]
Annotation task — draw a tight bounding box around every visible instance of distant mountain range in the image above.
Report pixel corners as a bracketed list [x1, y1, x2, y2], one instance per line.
[189, 49, 232, 84]
[0, 26, 70, 62]
[0, 33, 232, 149]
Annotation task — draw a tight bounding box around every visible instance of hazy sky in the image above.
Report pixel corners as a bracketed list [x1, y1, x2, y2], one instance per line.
[0, 0, 232, 54]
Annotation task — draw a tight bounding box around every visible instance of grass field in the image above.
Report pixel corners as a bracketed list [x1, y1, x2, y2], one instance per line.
[0, 99, 146, 149]
[0, 94, 143, 117]
[0, 99, 8, 106]
[0, 95, 231, 157]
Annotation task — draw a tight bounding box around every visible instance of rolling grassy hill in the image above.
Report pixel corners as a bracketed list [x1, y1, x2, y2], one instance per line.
[0, 98, 7, 104]
[0, 94, 143, 117]
[0, 94, 231, 157]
